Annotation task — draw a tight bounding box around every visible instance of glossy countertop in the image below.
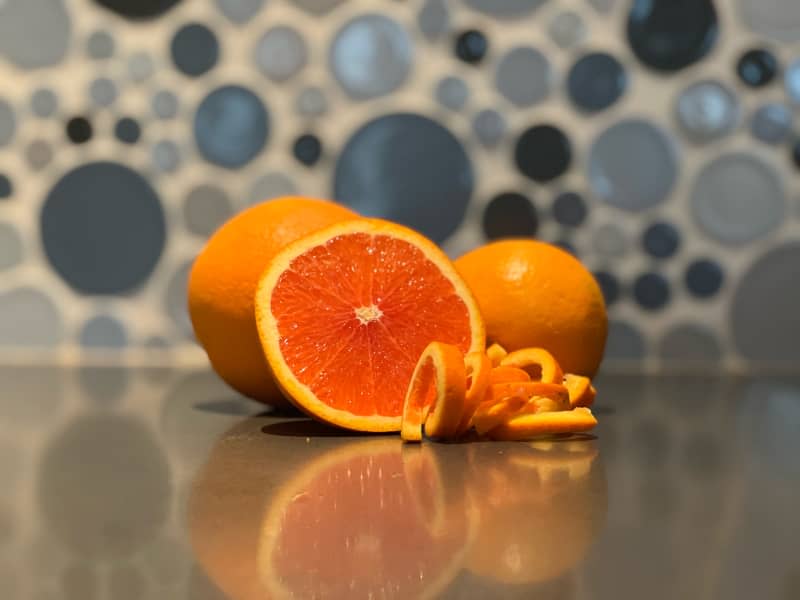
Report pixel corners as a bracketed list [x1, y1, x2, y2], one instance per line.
[2, 366, 799, 600]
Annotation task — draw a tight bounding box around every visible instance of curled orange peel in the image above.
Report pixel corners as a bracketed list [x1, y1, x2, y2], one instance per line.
[500, 348, 564, 384]
[563, 374, 596, 408]
[486, 343, 508, 367]
[487, 407, 597, 441]
[456, 352, 492, 435]
[488, 366, 531, 384]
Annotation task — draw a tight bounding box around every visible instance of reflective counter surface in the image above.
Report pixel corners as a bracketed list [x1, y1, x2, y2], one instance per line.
[2, 367, 799, 599]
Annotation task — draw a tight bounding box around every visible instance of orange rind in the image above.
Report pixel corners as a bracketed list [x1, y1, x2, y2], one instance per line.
[563, 374, 596, 408]
[487, 408, 598, 441]
[500, 347, 564, 384]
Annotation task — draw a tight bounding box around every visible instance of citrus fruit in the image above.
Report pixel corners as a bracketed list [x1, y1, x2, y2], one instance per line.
[256, 219, 485, 432]
[188, 197, 357, 407]
[454, 240, 608, 377]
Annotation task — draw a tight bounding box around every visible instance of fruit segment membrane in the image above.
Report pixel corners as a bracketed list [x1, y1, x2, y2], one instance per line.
[269, 233, 474, 417]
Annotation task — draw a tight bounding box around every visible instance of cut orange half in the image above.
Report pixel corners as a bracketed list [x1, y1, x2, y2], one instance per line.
[256, 219, 485, 432]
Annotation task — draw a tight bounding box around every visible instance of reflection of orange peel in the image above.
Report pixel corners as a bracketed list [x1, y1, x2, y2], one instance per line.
[401, 445, 448, 537]
[500, 347, 564, 384]
[563, 374, 596, 408]
[488, 408, 597, 441]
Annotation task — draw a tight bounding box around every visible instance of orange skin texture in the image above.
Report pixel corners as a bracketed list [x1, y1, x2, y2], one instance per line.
[188, 197, 357, 407]
[455, 240, 608, 377]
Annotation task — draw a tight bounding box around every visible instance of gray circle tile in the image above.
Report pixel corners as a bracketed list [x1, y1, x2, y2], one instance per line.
[0, 0, 71, 68]
[472, 108, 506, 147]
[418, 0, 449, 41]
[737, 0, 800, 42]
[750, 103, 792, 144]
[153, 140, 181, 172]
[248, 172, 296, 204]
[165, 261, 193, 337]
[31, 88, 58, 118]
[495, 46, 552, 107]
[80, 315, 127, 348]
[87, 30, 114, 59]
[335, 113, 473, 243]
[89, 77, 118, 107]
[128, 52, 154, 82]
[435, 76, 469, 110]
[464, 0, 548, 19]
[658, 323, 722, 363]
[0, 222, 23, 271]
[295, 86, 328, 117]
[675, 80, 739, 143]
[691, 152, 784, 245]
[330, 15, 413, 100]
[0, 288, 62, 347]
[785, 58, 800, 103]
[25, 139, 53, 170]
[152, 90, 179, 119]
[592, 222, 628, 258]
[605, 319, 646, 362]
[79, 363, 129, 404]
[215, 0, 264, 24]
[255, 26, 308, 82]
[588, 119, 678, 211]
[290, 0, 345, 15]
[183, 184, 233, 236]
[731, 242, 800, 362]
[0, 99, 15, 147]
[548, 10, 587, 49]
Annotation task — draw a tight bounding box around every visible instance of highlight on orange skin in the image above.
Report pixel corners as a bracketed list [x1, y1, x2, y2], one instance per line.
[500, 347, 564, 384]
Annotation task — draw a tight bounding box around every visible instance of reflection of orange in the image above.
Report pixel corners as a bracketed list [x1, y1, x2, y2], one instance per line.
[466, 440, 607, 585]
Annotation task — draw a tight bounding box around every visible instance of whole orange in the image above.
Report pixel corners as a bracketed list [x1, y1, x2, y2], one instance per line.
[188, 197, 357, 407]
[454, 240, 607, 377]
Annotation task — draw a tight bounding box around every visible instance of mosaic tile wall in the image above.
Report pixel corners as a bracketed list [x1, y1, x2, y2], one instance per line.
[0, 0, 799, 369]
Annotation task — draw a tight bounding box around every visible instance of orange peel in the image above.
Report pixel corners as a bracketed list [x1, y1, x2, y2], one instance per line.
[456, 352, 492, 435]
[563, 374, 596, 408]
[485, 381, 570, 412]
[486, 343, 508, 367]
[489, 366, 532, 384]
[500, 347, 564, 384]
[487, 407, 598, 441]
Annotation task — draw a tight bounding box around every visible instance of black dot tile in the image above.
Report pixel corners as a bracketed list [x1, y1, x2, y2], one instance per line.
[94, 0, 182, 20]
[66, 117, 92, 144]
[171, 23, 219, 77]
[0, 174, 11, 199]
[736, 48, 778, 88]
[114, 117, 141, 144]
[454, 29, 488, 64]
[633, 272, 670, 310]
[627, 0, 718, 73]
[552, 191, 587, 227]
[293, 133, 322, 166]
[482, 192, 538, 239]
[685, 258, 723, 298]
[594, 270, 620, 306]
[567, 52, 628, 112]
[514, 124, 571, 183]
[642, 221, 680, 259]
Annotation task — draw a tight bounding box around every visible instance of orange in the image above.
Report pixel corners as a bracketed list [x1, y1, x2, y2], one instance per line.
[455, 240, 608, 377]
[188, 197, 357, 407]
[256, 219, 485, 432]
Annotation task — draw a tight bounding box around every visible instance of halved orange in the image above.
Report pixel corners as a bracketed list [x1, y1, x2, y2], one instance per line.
[256, 219, 485, 432]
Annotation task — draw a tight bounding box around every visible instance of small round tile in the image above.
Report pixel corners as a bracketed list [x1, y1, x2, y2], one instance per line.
[330, 15, 413, 100]
[248, 172, 296, 204]
[335, 113, 473, 243]
[87, 30, 115, 60]
[588, 119, 678, 211]
[435, 76, 469, 111]
[0, 100, 15, 148]
[0, 0, 71, 68]
[495, 47, 551, 107]
[593, 270, 620, 306]
[515, 124, 571, 183]
[482, 192, 538, 239]
[750, 103, 792, 145]
[184, 184, 233, 236]
[171, 23, 219, 77]
[0, 288, 62, 346]
[115, 117, 141, 144]
[552, 191, 587, 227]
[215, 0, 264, 24]
[25, 139, 52, 171]
[592, 223, 628, 258]
[785, 58, 800, 103]
[658, 323, 721, 363]
[128, 52, 154, 82]
[675, 80, 739, 143]
[736, 0, 800, 42]
[691, 152, 784, 245]
[0, 175, 12, 199]
[256, 26, 308, 82]
[685, 258, 723, 298]
[736, 48, 778, 88]
[0, 222, 23, 271]
[290, 0, 345, 15]
[153, 140, 180, 172]
[292, 133, 322, 166]
[152, 90, 179, 119]
[80, 315, 127, 348]
[605, 319, 646, 361]
[642, 221, 680, 259]
[791, 139, 800, 168]
[472, 109, 506, 147]
[295, 86, 328, 117]
[464, 0, 548, 19]
[633, 272, 670, 310]
[567, 52, 627, 112]
[66, 116, 92, 144]
[418, 0, 449, 41]
[454, 29, 488, 64]
[194, 85, 269, 169]
[731, 242, 800, 362]
[548, 10, 587, 50]
[89, 77, 118, 107]
[627, 0, 718, 72]
[31, 88, 58, 118]
[94, 0, 181, 19]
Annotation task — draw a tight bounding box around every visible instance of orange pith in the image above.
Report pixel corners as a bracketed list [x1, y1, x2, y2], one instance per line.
[256, 219, 485, 432]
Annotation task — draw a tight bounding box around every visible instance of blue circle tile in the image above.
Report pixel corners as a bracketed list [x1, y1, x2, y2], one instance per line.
[642, 221, 680, 259]
[0, 99, 15, 147]
[605, 319, 646, 361]
[515, 124, 572, 183]
[454, 29, 488, 64]
[80, 315, 128, 348]
[552, 191, 587, 227]
[114, 117, 141, 144]
[658, 323, 722, 363]
[553, 239, 577, 256]
[171, 23, 219, 77]
[435, 76, 469, 111]
[482, 192, 538, 239]
[685, 259, 723, 298]
[31, 89, 58, 118]
[87, 30, 115, 60]
[94, 0, 182, 19]
[737, 48, 778, 88]
[750, 103, 792, 145]
[593, 270, 620, 306]
[0, 174, 12, 199]
[633, 272, 670, 310]
[567, 52, 628, 112]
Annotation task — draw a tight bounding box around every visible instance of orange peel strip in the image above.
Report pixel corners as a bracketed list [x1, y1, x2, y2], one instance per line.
[487, 407, 598, 441]
[500, 347, 564, 384]
[401, 341, 467, 442]
[563, 374, 596, 408]
[471, 382, 570, 434]
[485, 381, 570, 412]
[471, 395, 528, 435]
[485, 343, 508, 367]
[456, 352, 492, 435]
[489, 366, 531, 384]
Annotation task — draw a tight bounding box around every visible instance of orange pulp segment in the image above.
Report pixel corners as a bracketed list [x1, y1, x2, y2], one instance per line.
[564, 374, 596, 408]
[487, 408, 598, 441]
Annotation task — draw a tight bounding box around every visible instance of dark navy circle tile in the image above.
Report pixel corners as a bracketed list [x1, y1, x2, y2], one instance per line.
[114, 117, 141, 144]
[685, 258, 723, 298]
[514, 124, 571, 183]
[293, 133, 322, 166]
[736, 48, 778, 88]
[593, 270, 620, 306]
[627, 0, 718, 72]
[454, 29, 488, 64]
[171, 23, 219, 77]
[94, 0, 182, 19]
[553, 239, 577, 256]
[334, 113, 473, 243]
[642, 221, 680, 259]
[567, 52, 628, 112]
[552, 191, 587, 227]
[482, 192, 538, 239]
[0, 174, 12, 199]
[40, 162, 166, 294]
[66, 117, 92, 144]
[633, 272, 671, 310]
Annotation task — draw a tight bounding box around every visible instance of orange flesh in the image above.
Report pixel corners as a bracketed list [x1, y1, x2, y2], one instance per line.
[270, 233, 474, 418]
